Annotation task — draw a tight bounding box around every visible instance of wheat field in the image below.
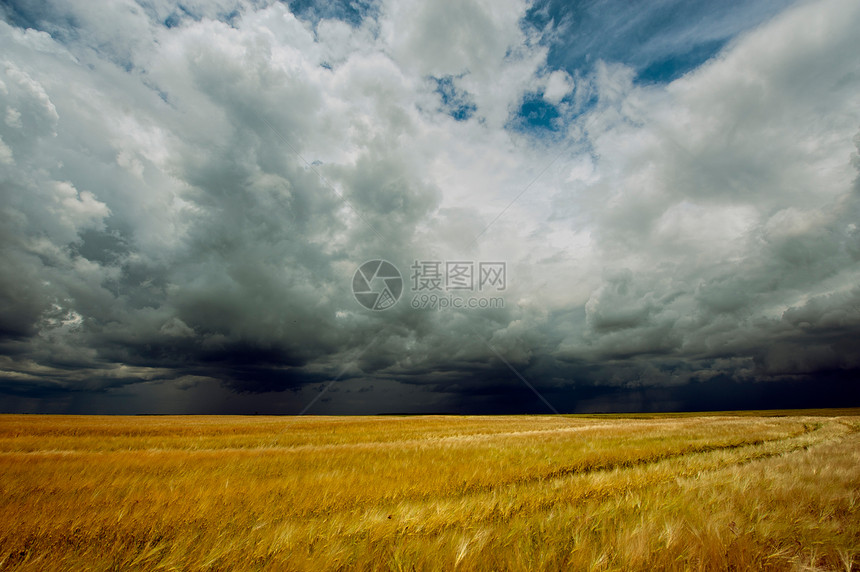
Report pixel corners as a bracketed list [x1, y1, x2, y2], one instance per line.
[0, 410, 858, 571]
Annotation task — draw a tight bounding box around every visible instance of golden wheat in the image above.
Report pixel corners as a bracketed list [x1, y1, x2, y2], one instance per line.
[0, 411, 857, 570]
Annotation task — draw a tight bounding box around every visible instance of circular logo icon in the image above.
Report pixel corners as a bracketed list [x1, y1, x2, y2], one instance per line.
[352, 260, 403, 310]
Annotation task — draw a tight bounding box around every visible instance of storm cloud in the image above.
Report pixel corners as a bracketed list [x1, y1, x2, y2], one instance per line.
[1, 0, 859, 413]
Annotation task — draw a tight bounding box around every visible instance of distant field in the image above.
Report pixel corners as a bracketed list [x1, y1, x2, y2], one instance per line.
[0, 411, 858, 571]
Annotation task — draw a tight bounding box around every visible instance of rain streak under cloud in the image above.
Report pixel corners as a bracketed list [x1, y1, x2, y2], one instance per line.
[0, 0, 859, 414]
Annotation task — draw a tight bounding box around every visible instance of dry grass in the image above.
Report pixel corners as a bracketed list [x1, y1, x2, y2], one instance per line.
[0, 411, 858, 570]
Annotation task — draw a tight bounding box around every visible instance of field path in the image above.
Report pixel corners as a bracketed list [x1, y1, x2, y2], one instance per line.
[0, 411, 857, 571]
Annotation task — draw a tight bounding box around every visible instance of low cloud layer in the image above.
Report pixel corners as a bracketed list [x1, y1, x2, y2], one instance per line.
[1, 0, 859, 413]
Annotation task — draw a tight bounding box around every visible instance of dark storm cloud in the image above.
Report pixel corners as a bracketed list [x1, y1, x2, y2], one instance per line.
[1, 0, 859, 413]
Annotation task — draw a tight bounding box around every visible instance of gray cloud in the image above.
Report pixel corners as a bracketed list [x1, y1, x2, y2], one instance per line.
[1, 0, 859, 413]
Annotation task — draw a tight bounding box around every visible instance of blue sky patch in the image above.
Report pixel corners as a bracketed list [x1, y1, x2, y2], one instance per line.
[525, 0, 795, 84]
[433, 76, 477, 122]
[510, 93, 561, 135]
[286, 0, 377, 28]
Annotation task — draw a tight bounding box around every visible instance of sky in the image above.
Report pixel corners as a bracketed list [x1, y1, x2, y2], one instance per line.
[1, 0, 859, 414]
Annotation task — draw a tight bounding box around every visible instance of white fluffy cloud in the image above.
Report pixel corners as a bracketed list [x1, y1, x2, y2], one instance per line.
[0, 0, 858, 413]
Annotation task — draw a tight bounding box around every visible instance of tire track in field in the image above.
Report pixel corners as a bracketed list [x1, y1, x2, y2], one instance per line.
[510, 419, 853, 516]
[319, 421, 850, 539]
[339, 421, 841, 522]
[374, 419, 849, 528]
[286, 420, 834, 519]
[441, 420, 825, 498]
